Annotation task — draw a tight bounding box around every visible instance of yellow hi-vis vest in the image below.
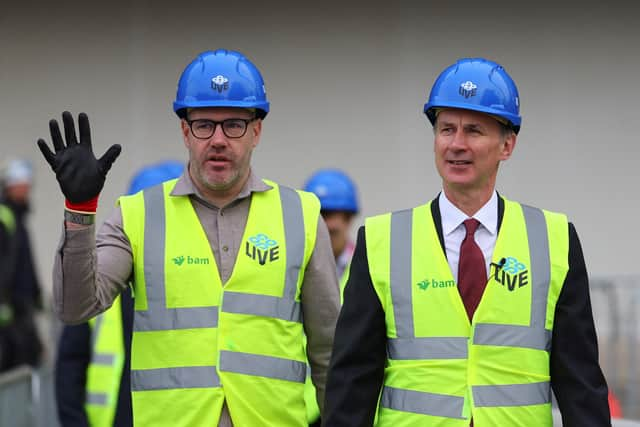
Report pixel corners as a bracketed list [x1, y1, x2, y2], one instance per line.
[303, 258, 352, 424]
[0, 204, 16, 325]
[303, 341, 320, 424]
[85, 295, 125, 427]
[119, 179, 320, 427]
[304, 257, 352, 424]
[0, 204, 15, 234]
[366, 197, 569, 427]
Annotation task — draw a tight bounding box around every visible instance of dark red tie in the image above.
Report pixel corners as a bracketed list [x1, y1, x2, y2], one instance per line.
[458, 219, 487, 321]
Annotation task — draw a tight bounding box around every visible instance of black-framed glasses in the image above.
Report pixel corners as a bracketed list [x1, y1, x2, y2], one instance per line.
[186, 117, 257, 139]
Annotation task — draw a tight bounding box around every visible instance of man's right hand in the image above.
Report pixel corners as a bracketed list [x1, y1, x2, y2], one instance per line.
[37, 111, 121, 204]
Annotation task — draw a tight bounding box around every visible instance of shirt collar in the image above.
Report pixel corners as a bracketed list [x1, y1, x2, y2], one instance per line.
[170, 167, 272, 202]
[439, 191, 498, 236]
[336, 241, 355, 269]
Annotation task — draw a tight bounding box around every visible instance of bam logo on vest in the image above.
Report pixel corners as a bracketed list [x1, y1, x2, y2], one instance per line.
[172, 255, 210, 266]
[416, 278, 456, 291]
[246, 233, 280, 265]
[491, 256, 529, 291]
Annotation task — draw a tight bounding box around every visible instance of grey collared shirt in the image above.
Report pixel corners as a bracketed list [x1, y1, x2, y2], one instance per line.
[53, 170, 340, 426]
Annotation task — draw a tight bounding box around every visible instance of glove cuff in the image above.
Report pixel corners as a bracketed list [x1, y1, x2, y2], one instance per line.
[65, 195, 99, 214]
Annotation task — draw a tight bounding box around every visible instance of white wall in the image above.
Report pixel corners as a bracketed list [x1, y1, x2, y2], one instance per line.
[2, 0, 639, 307]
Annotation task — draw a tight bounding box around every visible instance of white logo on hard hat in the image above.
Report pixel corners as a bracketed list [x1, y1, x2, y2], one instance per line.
[459, 81, 478, 98]
[211, 75, 229, 93]
[212, 75, 229, 85]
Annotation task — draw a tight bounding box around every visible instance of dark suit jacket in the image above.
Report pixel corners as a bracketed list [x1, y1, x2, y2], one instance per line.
[323, 197, 610, 427]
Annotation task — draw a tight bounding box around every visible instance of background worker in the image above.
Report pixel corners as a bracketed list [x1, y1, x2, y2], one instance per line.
[0, 159, 43, 372]
[37, 49, 340, 427]
[323, 58, 610, 426]
[55, 160, 183, 427]
[303, 169, 359, 289]
[302, 168, 360, 426]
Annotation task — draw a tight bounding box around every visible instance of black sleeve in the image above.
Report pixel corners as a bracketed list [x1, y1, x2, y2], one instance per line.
[55, 323, 92, 427]
[113, 288, 134, 427]
[550, 223, 611, 427]
[323, 227, 387, 427]
[0, 223, 15, 299]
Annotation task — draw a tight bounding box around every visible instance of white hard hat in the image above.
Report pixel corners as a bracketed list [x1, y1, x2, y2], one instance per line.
[2, 159, 33, 187]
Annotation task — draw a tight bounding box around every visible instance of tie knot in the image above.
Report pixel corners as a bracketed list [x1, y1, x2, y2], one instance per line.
[463, 218, 481, 236]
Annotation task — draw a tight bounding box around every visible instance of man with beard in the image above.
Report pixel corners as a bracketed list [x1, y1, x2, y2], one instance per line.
[37, 49, 339, 427]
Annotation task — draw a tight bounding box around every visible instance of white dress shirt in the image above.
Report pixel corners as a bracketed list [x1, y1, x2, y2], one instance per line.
[438, 191, 498, 282]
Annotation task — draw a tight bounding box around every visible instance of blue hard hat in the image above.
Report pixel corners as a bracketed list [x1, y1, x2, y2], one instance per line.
[173, 49, 269, 119]
[423, 58, 522, 134]
[127, 161, 184, 195]
[303, 169, 359, 213]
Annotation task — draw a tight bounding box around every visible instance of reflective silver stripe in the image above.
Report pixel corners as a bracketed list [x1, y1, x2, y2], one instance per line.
[90, 314, 116, 365]
[473, 323, 551, 351]
[472, 382, 550, 407]
[219, 350, 306, 383]
[222, 292, 301, 323]
[219, 186, 305, 324]
[133, 185, 218, 332]
[92, 353, 115, 365]
[388, 337, 468, 360]
[131, 366, 220, 391]
[86, 392, 108, 405]
[381, 386, 466, 419]
[279, 186, 305, 300]
[384, 210, 466, 419]
[142, 185, 165, 314]
[521, 205, 550, 329]
[216, 188, 307, 385]
[390, 209, 414, 338]
[474, 205, 552, 351]
[91, 314, 103, 348]
[134, 307, 219, 331]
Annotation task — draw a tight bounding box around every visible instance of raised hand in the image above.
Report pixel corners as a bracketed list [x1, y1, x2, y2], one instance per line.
[37, 111, 121, 204]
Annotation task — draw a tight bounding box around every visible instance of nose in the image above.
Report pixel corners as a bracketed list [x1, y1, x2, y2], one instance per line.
[209, 123, 228, 146]
[448, 128, 468, 150]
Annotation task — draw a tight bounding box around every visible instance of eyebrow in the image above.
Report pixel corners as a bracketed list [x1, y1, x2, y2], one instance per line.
[436, 120, 455, 129]
[437, 121, 484, 130]
[463, 123, 484, 131]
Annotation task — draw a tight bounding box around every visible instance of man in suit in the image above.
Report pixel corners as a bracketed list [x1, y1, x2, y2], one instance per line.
[323, 58, 610, 426]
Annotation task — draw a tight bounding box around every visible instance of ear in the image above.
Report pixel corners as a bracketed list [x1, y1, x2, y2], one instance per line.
[180, 119, 191, 148]
[500, 132, 517, 161]
[251, 119, 262, 149]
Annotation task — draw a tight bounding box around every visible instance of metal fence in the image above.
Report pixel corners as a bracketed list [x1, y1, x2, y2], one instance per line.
[0, 364, 59, 427]
[0, 366, 33, 427]
[553, 409, 640, 426]
[591, 275, 640, 421]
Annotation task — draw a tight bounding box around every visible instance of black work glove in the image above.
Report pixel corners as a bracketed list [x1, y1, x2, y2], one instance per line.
[37, 111, 121, 204]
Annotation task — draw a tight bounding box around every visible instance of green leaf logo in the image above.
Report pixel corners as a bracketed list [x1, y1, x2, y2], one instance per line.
[417, 280, 430, 291]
